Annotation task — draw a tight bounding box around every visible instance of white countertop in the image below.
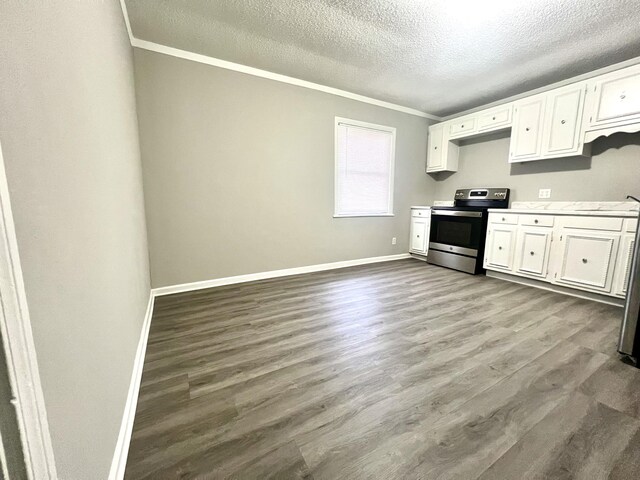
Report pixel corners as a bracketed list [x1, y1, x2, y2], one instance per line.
[410, 205, 432, 209]
[489, 209, 638, 217]
[489, 201, 639, 217]
[510, 201, 639, 212]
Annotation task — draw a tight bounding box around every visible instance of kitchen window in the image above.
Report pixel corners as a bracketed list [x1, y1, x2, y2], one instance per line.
[334, 117, 396, 217]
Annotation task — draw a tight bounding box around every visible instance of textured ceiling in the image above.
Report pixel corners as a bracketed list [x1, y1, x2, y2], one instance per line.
[125, 0, 640, 117]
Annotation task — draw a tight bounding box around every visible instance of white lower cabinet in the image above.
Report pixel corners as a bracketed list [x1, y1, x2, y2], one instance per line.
[554, 230, 619, 293]
[409, 208, 431, 256]
[514, 228, 552, 278]
[613, 221, 638, 297]
[485, 225, 517, 271]
[484, 211, 638, 300]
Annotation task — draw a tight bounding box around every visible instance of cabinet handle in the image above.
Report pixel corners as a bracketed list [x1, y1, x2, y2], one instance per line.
[561, 120, 566, 125]
[417, 235, 420, 238]
[502, 217, 506, 221]
[534, 219, 539, 224]
[461, 124, 464, 128]
[434, 146, 438, 150]
[530, 251, 535, 256]
[498, 246, 503, 250]
[525, 127, 530, 132]
[620, 94, 626, 100]
[492, 116, 496, 120]
[582, 258, 588, 264]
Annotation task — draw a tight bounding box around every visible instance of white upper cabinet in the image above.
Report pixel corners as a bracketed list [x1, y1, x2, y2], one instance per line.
[427, 62, 640, 169]
[509, 95, 546, 162]
[448, 116, 477, 139]
[427, 123, 444, 171]
[586, 63, 640, 130]
[426, 123, 459, 173]
[541, 83, 589, 158]
[477, 106, 512, 132]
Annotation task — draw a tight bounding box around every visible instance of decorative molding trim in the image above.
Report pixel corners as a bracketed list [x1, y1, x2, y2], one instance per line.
[153, 254, 411, 297]
[442, 55, 640, 121]
[0, 142, 57, 478]
[118, 0, 134, 45]
[108, 293, 155, 480]
[129, 38, 440, 121]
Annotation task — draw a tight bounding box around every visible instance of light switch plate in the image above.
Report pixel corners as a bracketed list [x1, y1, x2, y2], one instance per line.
[539, 188, 552, 199]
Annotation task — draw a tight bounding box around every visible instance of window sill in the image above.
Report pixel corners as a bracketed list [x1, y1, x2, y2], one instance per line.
[333, 214, 395, 218]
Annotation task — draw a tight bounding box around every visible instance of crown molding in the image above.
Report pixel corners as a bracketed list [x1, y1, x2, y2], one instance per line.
[117, 1, 440, 121]
[118, 0, 134, 45]
[132, 39, 440, 120]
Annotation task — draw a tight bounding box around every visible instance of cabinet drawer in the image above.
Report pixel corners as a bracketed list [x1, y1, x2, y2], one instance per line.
[449, 117, 477, 138]
[477, 106, 512, 131]
[519, 215, 554, 227]
[489, 213, 519, 225]
[411, 209, 430, 218]
[561, 216, 623, 232]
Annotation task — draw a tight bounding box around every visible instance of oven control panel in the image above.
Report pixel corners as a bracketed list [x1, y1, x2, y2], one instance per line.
[454, 188, 509, 201]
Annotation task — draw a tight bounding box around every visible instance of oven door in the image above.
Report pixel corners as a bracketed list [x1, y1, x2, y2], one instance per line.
[429, 210, 484, 257]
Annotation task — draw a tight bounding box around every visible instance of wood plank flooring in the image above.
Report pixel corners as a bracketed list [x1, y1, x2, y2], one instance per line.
[124, 259, 640, 479]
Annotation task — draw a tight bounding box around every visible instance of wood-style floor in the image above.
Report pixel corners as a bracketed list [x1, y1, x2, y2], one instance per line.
[124, 259, 640, 479]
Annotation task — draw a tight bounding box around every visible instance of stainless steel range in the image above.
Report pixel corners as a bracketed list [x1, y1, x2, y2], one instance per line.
[427, 188, 510, 274]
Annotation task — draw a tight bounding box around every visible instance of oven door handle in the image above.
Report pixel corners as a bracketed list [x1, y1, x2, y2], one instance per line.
[431, 210, 483, 218]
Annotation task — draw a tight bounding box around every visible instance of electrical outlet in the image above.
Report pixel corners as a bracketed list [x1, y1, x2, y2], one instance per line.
[392, 237, 397, 245]
[539, 188, 552, 199]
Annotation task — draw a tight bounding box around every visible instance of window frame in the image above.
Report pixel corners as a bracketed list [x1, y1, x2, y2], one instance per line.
[333, 117, 396, 218]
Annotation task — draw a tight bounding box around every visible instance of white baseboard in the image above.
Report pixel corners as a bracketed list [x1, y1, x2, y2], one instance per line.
[108, 253, 411, 478]
[152, 253, 411, 297]
[108, 293, 155, 480]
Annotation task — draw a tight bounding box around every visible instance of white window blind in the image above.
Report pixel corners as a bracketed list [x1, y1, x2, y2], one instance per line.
[335, 118, 396, 217]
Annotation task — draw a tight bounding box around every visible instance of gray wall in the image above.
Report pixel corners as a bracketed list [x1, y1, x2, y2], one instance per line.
[133, 49, 435, 288]
[0, 1, 150, 478]
[431, 131, 640, 201]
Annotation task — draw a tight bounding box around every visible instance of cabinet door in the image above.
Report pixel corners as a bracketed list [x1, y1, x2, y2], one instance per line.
[589, 65, 640, 127]
[515, 228, 552, 278]
[510, 95, 546, 162]
[613, 233, 636, 296]
[410, 218, 428, 254]
[427, 124, 444, 171]
[485, 225, 517, 271]
[542, 84, 586, 156]
[554, 230, 620, 292]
